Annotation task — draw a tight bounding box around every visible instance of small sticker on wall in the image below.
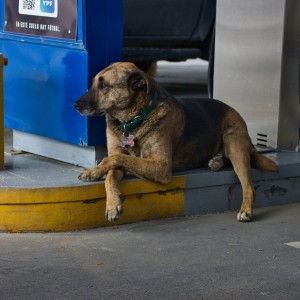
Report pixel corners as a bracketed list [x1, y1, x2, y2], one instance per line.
[5, 0, 77, 39]
[19, 0, 58, 18]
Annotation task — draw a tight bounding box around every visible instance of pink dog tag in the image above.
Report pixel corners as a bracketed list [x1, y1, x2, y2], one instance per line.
[120, 132, 135, 147]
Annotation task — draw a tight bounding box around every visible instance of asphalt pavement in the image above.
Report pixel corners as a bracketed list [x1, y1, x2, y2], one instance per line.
[0, 203, 300, 299]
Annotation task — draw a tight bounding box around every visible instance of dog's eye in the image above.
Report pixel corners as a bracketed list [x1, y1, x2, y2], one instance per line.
[98, 78, 109, 90]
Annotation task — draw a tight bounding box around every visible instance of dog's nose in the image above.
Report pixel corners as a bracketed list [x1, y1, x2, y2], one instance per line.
[73, 101, 82, 110]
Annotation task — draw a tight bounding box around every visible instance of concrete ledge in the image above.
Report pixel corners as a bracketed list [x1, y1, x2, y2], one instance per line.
[1, 151, 300, 232]
[183, 152, 300, 216]
[0, 176, 185, 232]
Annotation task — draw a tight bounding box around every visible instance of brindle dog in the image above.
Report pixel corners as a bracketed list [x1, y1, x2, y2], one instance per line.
[74, 62, 277, 222]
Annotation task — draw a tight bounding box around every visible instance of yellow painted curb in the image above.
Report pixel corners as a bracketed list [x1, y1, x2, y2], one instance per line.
[0, 176, 185, 232]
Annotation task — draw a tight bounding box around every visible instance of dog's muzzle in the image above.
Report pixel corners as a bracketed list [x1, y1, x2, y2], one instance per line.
[73, 99, 105, 117]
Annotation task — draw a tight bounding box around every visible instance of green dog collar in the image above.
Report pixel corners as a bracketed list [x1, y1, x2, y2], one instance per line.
[118, 92, 158, 132]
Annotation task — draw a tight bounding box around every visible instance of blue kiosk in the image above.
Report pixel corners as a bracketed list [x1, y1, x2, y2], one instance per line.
[0, 0, 123, 167]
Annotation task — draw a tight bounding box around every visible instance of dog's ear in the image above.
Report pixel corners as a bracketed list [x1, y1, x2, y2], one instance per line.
[127, 72, 150, 93]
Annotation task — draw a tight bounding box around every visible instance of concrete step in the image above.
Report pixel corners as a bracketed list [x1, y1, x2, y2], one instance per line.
[1, 148, 300, 232]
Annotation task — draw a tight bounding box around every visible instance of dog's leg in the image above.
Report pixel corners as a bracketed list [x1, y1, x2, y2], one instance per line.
[105, 169, 125, 221]
[79, 155, 171, 184]
[79, 153, 172, 221]
[91, 154, 172, 185]
[224, 138, 255, 222]
[233, 157, 255, 222]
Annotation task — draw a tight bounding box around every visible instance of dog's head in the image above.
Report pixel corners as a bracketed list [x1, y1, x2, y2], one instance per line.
[74, 62, 153, 120]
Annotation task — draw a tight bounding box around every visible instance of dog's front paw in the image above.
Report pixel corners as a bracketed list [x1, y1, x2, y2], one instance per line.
[237, 210, 253, 222]
[78, 168, 104, 182]
[105, 195, 125, 222]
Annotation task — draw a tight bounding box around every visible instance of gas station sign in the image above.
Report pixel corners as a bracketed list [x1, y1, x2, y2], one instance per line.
[4, 0, 77, 39]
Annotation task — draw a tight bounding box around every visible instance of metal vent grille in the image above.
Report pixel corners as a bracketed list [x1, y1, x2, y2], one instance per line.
[256, 133, 268, 148]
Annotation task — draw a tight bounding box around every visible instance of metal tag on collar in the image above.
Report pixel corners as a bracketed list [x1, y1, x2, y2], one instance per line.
[120, 131, 135, 147]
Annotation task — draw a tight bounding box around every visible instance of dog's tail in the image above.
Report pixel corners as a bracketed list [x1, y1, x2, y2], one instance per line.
[250, 150, 278, 172]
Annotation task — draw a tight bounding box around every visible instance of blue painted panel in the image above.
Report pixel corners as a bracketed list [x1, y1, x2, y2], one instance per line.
[0, 0, 123, 146]
[0, 39, 98, 145]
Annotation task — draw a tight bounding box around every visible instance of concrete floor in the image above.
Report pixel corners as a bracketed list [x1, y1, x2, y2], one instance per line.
[1, 203, 300, 299]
